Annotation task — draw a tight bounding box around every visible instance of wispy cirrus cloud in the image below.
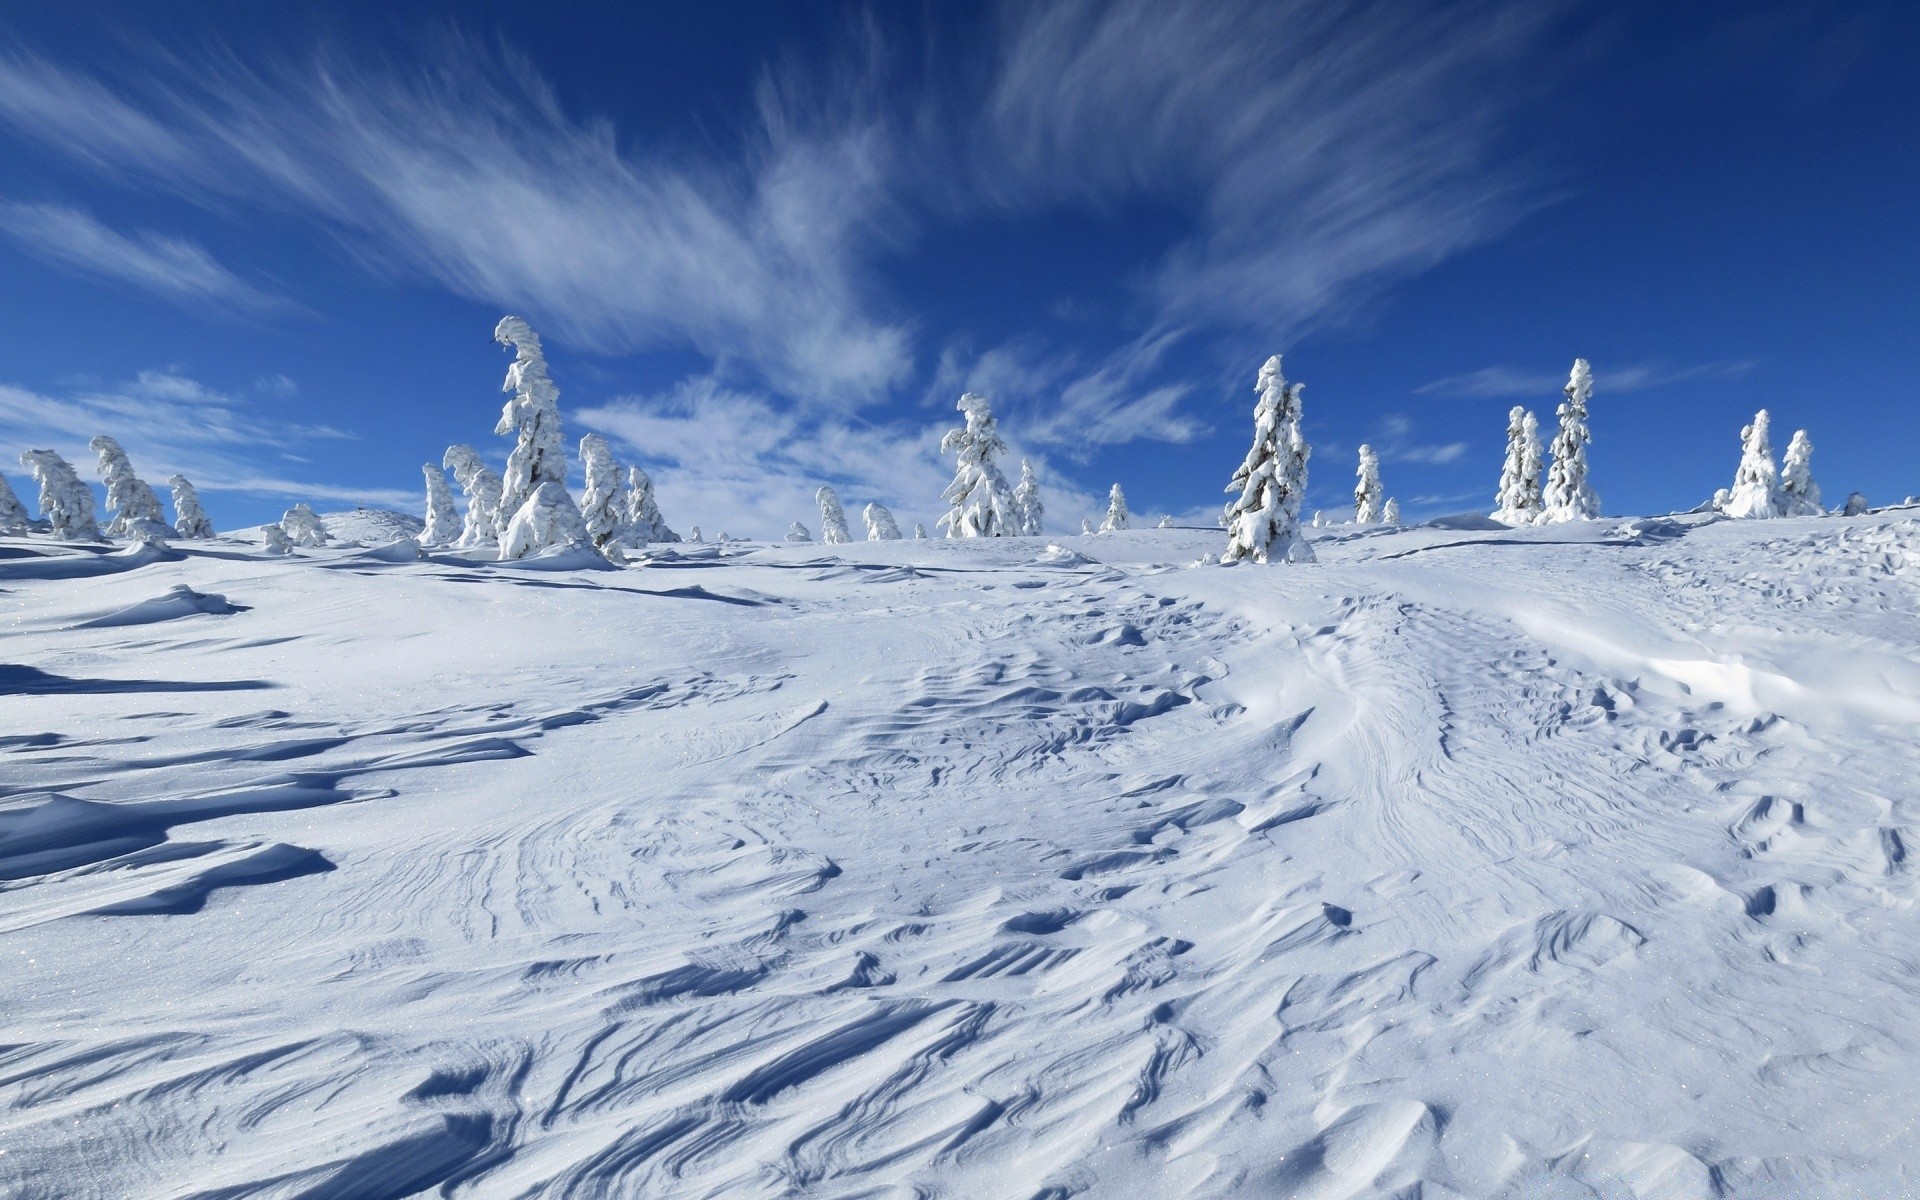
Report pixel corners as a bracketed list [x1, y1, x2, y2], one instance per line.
[1416, 359, 1758, 399]
[0, 202, 295, 314]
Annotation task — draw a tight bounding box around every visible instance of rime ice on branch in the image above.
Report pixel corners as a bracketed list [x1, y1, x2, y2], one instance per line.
[938, 393, 1015, 537]
[1221, 355, 1311, 564]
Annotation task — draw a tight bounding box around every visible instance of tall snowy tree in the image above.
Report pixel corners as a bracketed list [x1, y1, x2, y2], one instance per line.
[1492, 406, 1544, 525]
[0, 471, 33, 534]
[937, 393, 1016, 537]
[499, 482, 590, 560]
[1383, 497, 1401, 525]
[19, 449, 101, 540]
[816, 486, 852, 544]
[168, 475, 214, 539]
[864, 502, 902, 541]
[1100, 483, 1131, 532]
[1724, 409, 1781, 520]
[1777, 428, 1823, 516]
[1012, 458, 1044, 535]
[1221, 355, 1312, 564]
[444, 444, 505, 547]
[576, 434, 631, 550]
[420, 465, 461, 546]
[1541, 359, 1600, 522]
[89, 436, 174, 539]
[626, 466, 680, 543]
[786, 521, 813, 543]
[493, 316, 569, 523]
[281, 503, 329, 547]
[1354, 445, 1384, 524]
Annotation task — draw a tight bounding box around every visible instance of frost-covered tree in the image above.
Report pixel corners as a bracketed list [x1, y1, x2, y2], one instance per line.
[626, 466, 680, 544]
[89, 436, 173, 539]
[444, 445, 505, 548]
[1157, 515, 1174, 529]
[1383, 498, 1401, 525]
[786, 521, 813, 542]
[1777, 428, 1822, 516]
[689, 525, 703, 543]
[0, 471, 34, 534]
[420, 465, 461, 546]
[1081, 516, 1095, 535]
[1012, 458, 1044, 535]
[1841, 492, 1868, 515]
[1541, 359, 1600, 522]
[576, 434, 631, 549]
[19, 449, 101, 540]
[168, 475, 214, 539]
[261, 522, 292, 554]
[1724, 409, 1781, 520]
[1354, 445, 1383, 524]
[281, 503, 329, 547]
[912, 523, 926, 539]
[1492, 406, 1544, 526]
[938, 393, 1016, 537]
[864, 502, 902, 541]
[816, 486, 852, 544]
[1222, 355, 1312, 564]
[500, 482, 590, 560]
[1100, 483, 1131, 532]
[493, 316, 568, 521]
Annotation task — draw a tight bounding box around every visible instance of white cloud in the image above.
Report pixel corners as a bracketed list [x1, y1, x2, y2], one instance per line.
[1417, 360, 1758, 399]
[0, 203, 293, 314]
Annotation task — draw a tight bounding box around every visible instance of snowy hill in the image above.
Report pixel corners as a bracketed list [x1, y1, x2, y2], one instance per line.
[4, 515, 1920, 1197]
[235, 506, 424, 544]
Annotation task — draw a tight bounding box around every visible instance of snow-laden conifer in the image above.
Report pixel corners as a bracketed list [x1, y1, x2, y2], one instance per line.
[261, 522, 292, 554]
[444, 445, 504, 547]
[1013, 458, 1044, 535]
[89, 436, 174, 539]
[499, 481, 590, 560]
[937, 393, 1016, 537]
[864, 502, 902, 541]
[1777, 428, 1822, 516]
[1221, 355, 1312, 564]
[1492, 406, 1544, 525]
[1081, 517, 1095, 535]
[1541, 359, 1599, 522]
[913, 523, 926, 539]
[1724, 409, 1780, 520]
[576, 434, 631, 549]
[169, 475, 214, 539]
[1099, 483, 1130, 532]
[1383, 498, 1401, 525]
[281, 503, 329, 547]
[493, 316, 568, 520]
[19, 449, 101, 540]
[786, 521, 813, 543]
[420, 465, 460, 546]
[1842, 492, 1868, 516]
[1354, 445, 1383, 524]
[816, 486, 852, 544]
[689, 526, 703, 543]
[0, 471, 34, 534]
[626, 466, 680, 543]
[1157, 515, 1174, 528]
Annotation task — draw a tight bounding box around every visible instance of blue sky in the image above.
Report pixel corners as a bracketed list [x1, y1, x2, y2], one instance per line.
[0, 1, 1913, 535]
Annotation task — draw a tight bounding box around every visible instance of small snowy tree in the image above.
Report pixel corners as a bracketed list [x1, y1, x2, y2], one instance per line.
[1383, 498, 1401, 525]
[1777, 428, 1822, 516]
[576, 434, 631, 549]
[1842, 492, 1868, 516]
[1354, 445, 1383, 524]
[864, 502, 902, 541]
[261, 522, 292, 554]
[937, 393, 1016, 537]
[1100, 483, 1131, 532]
[281, 503, 329, 547]
[1724, 409, 1781, 520]
[499, 481, 590, 560]
[444, 445, 505, 547]
[689, 525, 703, 543]
[493, 316, 568, 520]
[1157, 515, 1174, 529]
[1541, 358, 1600, 522]
[0, 471, 34, 534]
[913, 523, 926, 539]
[1081, 516, 1094, 535]
[19, 450, 101, 540]
[786, 521, 813, 542]
[816, 486, 852, 544]
[169, 475, 214, 539]
[1012, 458, 1044, 535]
[1221, 355, 1312, 564]
[420, 465, 460, 546]
[89, 436, 174, 539]
[626, 466, 680, 543]
[1492, 406, 1544, 525]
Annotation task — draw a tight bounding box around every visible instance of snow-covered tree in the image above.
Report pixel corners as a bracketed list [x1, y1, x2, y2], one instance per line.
[937, 393, 1016, 537]
[689, 526, 703, 543]
[1354, 444, 1383, 524]
[1541, 359, 1600, 522]
[19, 449, 101, 540]
[576, 434, 631, 549]
[168, 475, 214, 539]
[786, 521, 813, 542]
[444, 445, 505, 548]
[261, 522, 292, 554]
[499, 481, 589, 560]
[493, 316, 568, 520]
[1724, 409, 1781, 520]
[626, 466, 680, 543]
[1012, 458, 1044, 535]
[864, 502, 902, 541]
[1842, 492, 1869, 516]
[912, 523, 926, 539]
[420, 465, 460, 546]
[1383, 498, 1401, 525]
[1777, 428, 1822, 516]
[1221, 355, 1312, 564]
[281, 503, 329, 547]
[816, 486, 852, 544]
[1081, 516, 1094, 535]
[1157, 515, 1174, 529]
[1492, 406, 1544, 525]
[1100, 483, 1131, 532]
[89, 436, 174, 539]
[0, 471, 34, 534]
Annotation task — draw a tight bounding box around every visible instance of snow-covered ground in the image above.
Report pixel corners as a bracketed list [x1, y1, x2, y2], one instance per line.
[4, 513, 1919, 1198]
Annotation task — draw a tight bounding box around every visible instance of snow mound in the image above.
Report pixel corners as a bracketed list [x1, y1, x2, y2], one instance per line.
[72, 585, 247, 628]
[316, 508, 424, 545]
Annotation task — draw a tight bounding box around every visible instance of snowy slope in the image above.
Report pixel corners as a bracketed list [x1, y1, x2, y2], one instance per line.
[4, 515, 1920, 1198]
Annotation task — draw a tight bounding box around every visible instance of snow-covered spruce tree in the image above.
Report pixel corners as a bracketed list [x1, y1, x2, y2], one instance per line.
[1081, 516, 1095, 535]
[864, 502, 902, 541]
[1383, 497, 1401, 525]
[1541, 359, 1600, 522]
[1724, 409, 1781, 520]
[493, 315, 568, 522]
[1157, 515, 1174, 528]
[1221, 355, 1312, 564]
[1013, 458, 1044, 535]
[0, 471, 34, 534]
[937, 393, 1016, 537]
[576, 434, 631, 550]
[816, 486, 852, 544]
[1777, 428, 1823, 516]
[689, 525, 703, 543]
[281, 503, 329, 547]
[19, 449, 102, 540]
[443, 445, 505, 547]
[168, 475, 214, 539]
[1842, 492, 1869, 516]
[261, 522, 292, 554]
[786, 521, 813, 543]
[626, 466, 680, 544]
[500, 481, 590, 560]
[1099, 483, 1130, 532]
[89, 436, 174, 539]
[1354, 444, 1383, 524]
[1492, 406, 1544, 525]
[912, 523, 926, 539]
[420, 464, 461, 546]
